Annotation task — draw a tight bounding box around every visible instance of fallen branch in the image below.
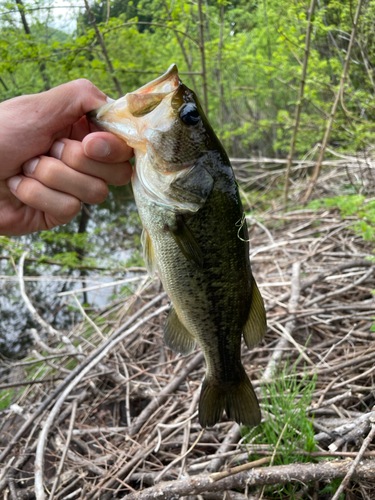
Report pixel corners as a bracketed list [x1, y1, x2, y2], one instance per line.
[331, 421, 375, 500]
[121, 459, 375, 500]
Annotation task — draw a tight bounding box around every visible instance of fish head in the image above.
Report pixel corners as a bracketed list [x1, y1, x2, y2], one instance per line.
[88, 64, 213, 173]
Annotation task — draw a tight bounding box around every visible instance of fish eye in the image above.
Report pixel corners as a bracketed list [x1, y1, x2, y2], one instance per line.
[179, 103, 201, 126]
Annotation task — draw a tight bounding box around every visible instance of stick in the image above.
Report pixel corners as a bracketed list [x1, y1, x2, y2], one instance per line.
[263, 261, 301, 380]
[34, 304, 170, 500]
[121, 459, 375, 500]
[127, 352, 204, 437]
[154, 428, 205, 483]
[331, 421, 375, 500]
[209, 457, 271, 482]
[0, 292, 166, 464]
[205, 423, 241, 473]
[48, 401, 77, 499]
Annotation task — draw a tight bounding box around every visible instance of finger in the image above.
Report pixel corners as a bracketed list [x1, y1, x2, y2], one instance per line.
[82, 132, 133, 163]
[22, 156, 109, 205]
[49, 139, 133, 186]
[7, 175, 81, 225]
[37, 79, 112, 136]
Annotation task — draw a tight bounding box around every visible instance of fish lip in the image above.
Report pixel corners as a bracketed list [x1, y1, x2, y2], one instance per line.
[86, 64, 180, 127]
[134, 64, 180, 94]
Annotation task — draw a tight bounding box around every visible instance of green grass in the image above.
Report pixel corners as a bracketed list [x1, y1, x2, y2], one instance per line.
[242, 361, 317, 498]
[0, 389, 14, 411]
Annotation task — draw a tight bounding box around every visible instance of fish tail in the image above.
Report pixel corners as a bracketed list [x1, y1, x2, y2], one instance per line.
[199, 367, 261, 428]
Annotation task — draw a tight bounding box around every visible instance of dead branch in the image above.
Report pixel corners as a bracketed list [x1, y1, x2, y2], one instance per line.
[121, 459, 375, 500]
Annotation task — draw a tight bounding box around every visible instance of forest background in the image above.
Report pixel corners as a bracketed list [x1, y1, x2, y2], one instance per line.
[1, 1, 375, 498]
[0, 0, 374, 354]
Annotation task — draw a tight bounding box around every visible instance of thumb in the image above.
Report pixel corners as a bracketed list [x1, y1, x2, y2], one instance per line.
[35, 79, 111, 135]
[0, 79, 112, 175]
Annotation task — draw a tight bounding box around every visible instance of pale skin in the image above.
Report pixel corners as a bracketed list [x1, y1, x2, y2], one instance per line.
[0, 79, 133, 236]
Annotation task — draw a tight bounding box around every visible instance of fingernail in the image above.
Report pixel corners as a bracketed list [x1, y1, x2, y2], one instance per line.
[50, 141, 65, 160]
[23, 157, 40, 175]
[84, 137, 111, 158]
[106, 96, 115, 103]
[7, 176, 22, 193]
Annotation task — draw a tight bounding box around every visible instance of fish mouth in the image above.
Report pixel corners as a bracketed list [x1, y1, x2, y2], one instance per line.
[87, 64, 182, 144]
[133, 64, 180, 95]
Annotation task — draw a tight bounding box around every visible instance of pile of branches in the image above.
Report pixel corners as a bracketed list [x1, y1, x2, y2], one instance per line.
[0, 159, 375, 500]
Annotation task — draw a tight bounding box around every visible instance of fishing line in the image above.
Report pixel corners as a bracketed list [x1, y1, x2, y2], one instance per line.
[236, 213, 250, 242]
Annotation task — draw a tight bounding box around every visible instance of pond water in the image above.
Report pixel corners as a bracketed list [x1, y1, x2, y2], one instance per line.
[0, 185, 143, 359]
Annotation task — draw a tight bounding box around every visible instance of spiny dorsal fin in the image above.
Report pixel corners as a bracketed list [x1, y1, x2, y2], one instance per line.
[141, 228, 157, 278]
[243, 275, 267, 349]
[163, 306, 196, 355]
[170, 216, 203, 268]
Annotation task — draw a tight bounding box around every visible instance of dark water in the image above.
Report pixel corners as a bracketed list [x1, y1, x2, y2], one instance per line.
[0, 185, 142, 360]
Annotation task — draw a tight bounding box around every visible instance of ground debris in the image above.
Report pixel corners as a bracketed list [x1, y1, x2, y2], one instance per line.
[1, 157, 375, 499]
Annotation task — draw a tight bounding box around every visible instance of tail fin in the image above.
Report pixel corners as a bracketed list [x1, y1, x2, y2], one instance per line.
[198, 367, 261, 428]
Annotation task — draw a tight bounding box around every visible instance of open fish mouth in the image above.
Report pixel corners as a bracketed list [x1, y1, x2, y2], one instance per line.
[87, 65, 182, 146]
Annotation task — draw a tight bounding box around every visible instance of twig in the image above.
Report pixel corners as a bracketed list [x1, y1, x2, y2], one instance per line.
[154, 428, 205, 482]
[18, 252, 64, 339]
[263, 262, 301, 380]
[127, 352, 204, 437]
[72, 293, 106, 341]
[331, 421, 375, 500]
[209, 457, 271, 482]
[121, 459, 375, 500]
[206, 423, 241, 473]
[48, 401, 77, 499]
[34, 304, 170, 500]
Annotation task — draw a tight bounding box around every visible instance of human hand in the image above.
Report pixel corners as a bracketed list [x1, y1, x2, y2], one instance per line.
[0, 79, 133, 236]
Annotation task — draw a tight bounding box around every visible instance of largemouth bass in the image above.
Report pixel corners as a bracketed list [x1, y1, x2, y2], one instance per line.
[88, 65, 267, 427]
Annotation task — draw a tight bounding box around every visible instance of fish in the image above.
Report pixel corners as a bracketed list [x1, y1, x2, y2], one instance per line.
[88, 64, 267, 428]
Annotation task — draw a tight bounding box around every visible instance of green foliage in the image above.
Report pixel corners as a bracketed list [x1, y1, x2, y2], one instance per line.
[0, 389, 14, 410]
[2, 0, 375, 156]
[242, 362, 316, 498]
[319, 479, 345, 500]
[308, 195, 375, 244]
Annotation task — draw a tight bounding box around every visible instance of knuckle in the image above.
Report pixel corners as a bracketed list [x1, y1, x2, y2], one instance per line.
[69, 78, 97, 94]
[89, 180, 109, 204]
[38, 160, 56, 185]
[61, 197, 82, 221]
[112, 165, 132, 186]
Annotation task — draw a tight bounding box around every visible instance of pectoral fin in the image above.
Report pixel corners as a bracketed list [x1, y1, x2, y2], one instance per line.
[168, 165, 214, 207]
[170, 215, 203, 268]
[243, 276, 267, 349]
[141, 228, 157, 278]
[164, 306, 196, 355]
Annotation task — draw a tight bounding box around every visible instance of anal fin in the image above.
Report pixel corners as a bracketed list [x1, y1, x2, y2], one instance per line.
[243, 275, 267, 349]
[163, 306, 196, 355]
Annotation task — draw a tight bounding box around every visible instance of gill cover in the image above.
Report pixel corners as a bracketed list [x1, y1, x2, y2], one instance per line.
[88, 64, 214, 212]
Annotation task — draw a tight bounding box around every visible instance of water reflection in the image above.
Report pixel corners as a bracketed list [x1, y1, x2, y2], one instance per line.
[0, 185, 142, 360]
